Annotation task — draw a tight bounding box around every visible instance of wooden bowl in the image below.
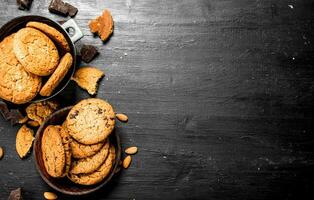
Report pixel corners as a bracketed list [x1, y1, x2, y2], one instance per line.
[33, 106, 121, 195]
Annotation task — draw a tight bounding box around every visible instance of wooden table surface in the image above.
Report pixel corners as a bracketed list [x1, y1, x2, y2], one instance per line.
[1, 0, 314, 199]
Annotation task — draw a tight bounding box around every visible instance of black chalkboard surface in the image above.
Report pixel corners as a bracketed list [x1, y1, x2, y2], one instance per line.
[0, 0, 314, 199]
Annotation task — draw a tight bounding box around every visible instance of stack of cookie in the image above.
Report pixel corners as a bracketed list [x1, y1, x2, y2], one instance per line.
[41, 98, 117, 185]
[0, 21, 73, 104]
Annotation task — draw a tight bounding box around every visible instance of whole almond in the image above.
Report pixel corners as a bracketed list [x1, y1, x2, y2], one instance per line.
[116, 113, 128, 122]
[125, 146, 138, 155]
[0, 147, 3, 160]
[123, 155, 132, 169]
[44, 192, 57, 200]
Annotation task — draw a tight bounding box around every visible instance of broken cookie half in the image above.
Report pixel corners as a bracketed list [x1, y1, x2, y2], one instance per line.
[71, 66, 104, 95]
[16, 125, 34, 158]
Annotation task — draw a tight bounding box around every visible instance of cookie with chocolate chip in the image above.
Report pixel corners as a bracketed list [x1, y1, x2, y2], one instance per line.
[65, 98, 115, 145]
[68, 144, 116, 185]
[41, 125, 65, 177]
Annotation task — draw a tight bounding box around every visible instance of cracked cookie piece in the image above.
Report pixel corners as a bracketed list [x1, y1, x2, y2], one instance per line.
[71, 66, 104, 95]
[68, 144, 116, 185]
[40, 53, 73, 96]
[70, 137, 104, 159]
[70, 140, 109, 174]
[89, 9, 114, 41]
[26, 21, 70, 53]
[54, 125, 72, 177]
[16, 125, 34, 158]
[0, 34, 42, 104]
[65, 98, 115, 144]
[42, 125, 65, 178]
[13, 27, 59, 76]
[26, 100, 58, 125]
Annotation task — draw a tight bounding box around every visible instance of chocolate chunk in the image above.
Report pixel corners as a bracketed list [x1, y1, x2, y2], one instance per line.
[0, 100, 10, 120]
[69, 110, 79, 119]
[49, 0, 78, 17]
[65, 3, 78, 17]
[0, 100, 26, 125]
[97, 108, 103, 114]
[80, 45, 99, 63]
[16, 0, 33, 10]
[49, 0, 68, 16]
[8, 109, 25, 125]
[8, 188, 23, 200]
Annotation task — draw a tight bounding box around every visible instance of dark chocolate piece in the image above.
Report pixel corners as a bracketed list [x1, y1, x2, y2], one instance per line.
[80, 45, 99, 63]
[8, 188, 23, 200]
[0, 100, 10, 120]
[16, 0, 33, 10]
[8, 109, 25, 125]
[49, 0, 68, 16]
[65, 3, 78, 17]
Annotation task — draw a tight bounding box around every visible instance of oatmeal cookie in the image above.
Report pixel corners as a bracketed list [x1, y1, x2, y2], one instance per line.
[69, 140, 109, 174]
[39, 52, 73, 96]
[65, 98, 115, 145]
[54, 125, 72, 177]
[13, 27, 59, 76]
[68, 144, 116, 185]
[26, 21, 70, 52]
[0, 34, 42, 104]
[70, 138, 104, 159]
[41, 125, 65, 177]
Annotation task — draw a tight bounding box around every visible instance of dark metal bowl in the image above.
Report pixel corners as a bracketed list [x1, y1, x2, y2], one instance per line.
[33, 106, 122, 195]
[0, 15, 79, 104]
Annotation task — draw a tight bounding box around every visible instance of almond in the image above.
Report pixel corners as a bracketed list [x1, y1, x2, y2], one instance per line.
[44, 192, 57, 200]
[123, 155, 132, 169]
[116, 113, 128, 122]
[0, 147, 3, 160]
[125, 146, 138, 155]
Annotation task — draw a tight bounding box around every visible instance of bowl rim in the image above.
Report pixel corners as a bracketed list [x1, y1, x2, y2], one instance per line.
[33, 106, 121, 195]
[0, 15, 77, 105]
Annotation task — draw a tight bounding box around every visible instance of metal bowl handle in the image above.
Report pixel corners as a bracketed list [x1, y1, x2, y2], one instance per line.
[61, 19, 83, 43]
